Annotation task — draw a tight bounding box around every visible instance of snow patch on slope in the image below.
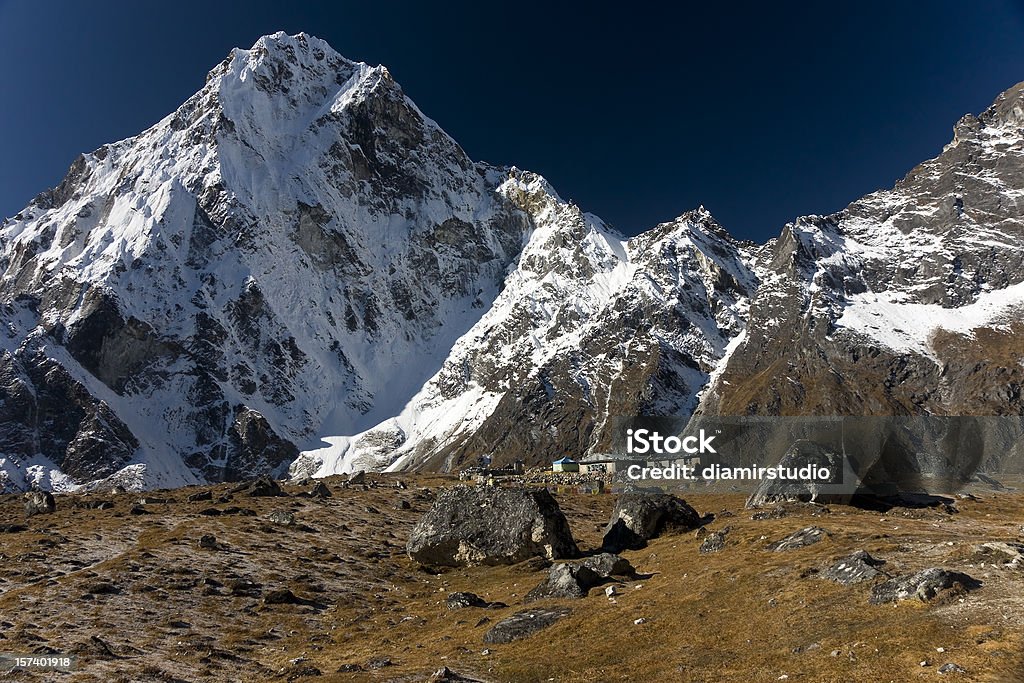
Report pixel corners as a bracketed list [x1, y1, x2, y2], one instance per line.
[835, 281, 1024, 357]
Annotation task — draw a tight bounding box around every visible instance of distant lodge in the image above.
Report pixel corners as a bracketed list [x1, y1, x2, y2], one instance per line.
[458, 452, 704, 485]
[458, 456, 525, 481]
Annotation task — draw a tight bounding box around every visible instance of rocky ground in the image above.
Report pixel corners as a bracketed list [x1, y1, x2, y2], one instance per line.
[0, 475, 1022, 682]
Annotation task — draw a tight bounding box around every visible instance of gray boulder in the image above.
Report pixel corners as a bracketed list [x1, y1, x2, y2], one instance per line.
[766, 526, 829, 551]
[267, 510, 296, 526]
[429, 667, 487, 682]
[524, 552, 635, 602]
[483, 607, 572, 644]
[309, 482, 332, 498]
[445, 592, 505, 610]
[407, 487, 579, 567]
[601, 493, 701, 552]
[524, 564, 599, 602]
[869, 568, 981, 604]
[578, 552, 634, 577]
[245, 476, 285, 497]
[822, 550, 886, 585]
[24, 490, 56, 516]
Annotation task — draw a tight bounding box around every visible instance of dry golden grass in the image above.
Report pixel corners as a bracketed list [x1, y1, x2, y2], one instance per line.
[0, 479, 1022, 682]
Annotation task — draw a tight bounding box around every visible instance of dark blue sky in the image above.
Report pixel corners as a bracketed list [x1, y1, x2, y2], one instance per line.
[2, 1, 1024, 241]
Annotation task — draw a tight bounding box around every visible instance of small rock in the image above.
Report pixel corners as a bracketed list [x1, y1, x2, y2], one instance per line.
[483, 607, 572, 644]
[128, 504, 150, 515]
[869, 568, 981, 604]
[446, 592, 490, 610]
[699, 527, 730, 554]
[605, 586, 616, 599]
[198, 534, 218, 550]
[70, 635, 118, 659]
[633, 617, 647, 625]
[267, 510, 296, 526]
[751, 507, 787, 520]
[246, 476, 286, 497]
[187, 490, 213, 502]
[429, 666, 486, 682]
[822, 550, 886, 585]
[263, 589, 301, 605]
[938, 663, 966, 674]
[365, 657, 392, 669]
[766, 526, 829, 552]
[525, 553, 634, 602]
[578, 552, 635, 577]
[309, 482, 332, 498]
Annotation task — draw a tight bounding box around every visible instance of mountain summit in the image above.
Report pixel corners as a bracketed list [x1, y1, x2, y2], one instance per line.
[2, 33, 1023, 491]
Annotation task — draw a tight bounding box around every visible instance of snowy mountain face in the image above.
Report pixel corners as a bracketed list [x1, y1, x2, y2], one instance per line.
[0, 33, 531, 491]
[1, 32, 1023, 491]
[294, 186, 759, 475]
[697, 82, 1024, 420]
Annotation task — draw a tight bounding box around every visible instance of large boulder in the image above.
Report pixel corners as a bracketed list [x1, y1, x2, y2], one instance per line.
[745, 440, 845, 508]
[24, 490, 56, 516]
[601, 493, 701, 552]
[407, 487, 579, 567]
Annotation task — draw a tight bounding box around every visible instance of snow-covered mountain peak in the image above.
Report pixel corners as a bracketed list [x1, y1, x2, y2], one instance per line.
[4, 33, 1024, 491]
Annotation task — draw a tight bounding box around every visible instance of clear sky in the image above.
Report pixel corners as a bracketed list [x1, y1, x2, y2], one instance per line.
[2, 0, 1024, 241]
